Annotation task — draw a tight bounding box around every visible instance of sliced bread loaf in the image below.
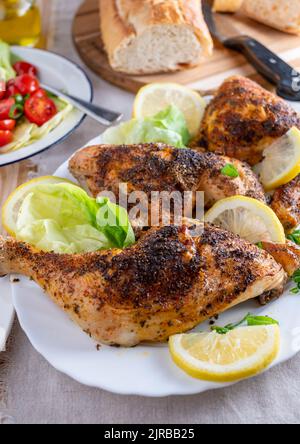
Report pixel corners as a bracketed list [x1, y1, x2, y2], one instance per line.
[100, 0, 213, 74]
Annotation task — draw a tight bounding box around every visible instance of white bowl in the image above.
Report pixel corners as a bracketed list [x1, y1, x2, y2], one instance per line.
[0, 46, 93, 167]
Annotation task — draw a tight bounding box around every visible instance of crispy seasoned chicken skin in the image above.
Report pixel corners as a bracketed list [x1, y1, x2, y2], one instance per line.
[197, 76, 300, 165]
[69, 143, 266, 208]
[0, 224, 286, 346]
[271, 174, 300, 231]
[262, 240, 300, 277]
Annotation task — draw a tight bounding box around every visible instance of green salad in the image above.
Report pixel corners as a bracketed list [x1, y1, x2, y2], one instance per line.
[102, 105, 191, 148]
[15, 181, 135, 254]
[0, 40, 73, 153]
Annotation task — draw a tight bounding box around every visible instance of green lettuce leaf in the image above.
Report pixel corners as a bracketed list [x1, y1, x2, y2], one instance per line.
[0, 40, 16, 82]
[102, 105, 191, 148]
[17, 219, 110, 254]
[96, 196, 135, 248]
[15, 182, 135, 254]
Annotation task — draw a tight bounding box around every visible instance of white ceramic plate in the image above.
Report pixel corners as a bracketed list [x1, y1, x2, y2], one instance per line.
[10, 101, 300, 397]
[0, 46, 93, 167]
[0, 276, 14, 351]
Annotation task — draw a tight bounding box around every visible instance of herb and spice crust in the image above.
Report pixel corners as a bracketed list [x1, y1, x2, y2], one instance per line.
[0, 224, 286, 346]
[69, 143, 266, 208]
[196, 76, 300, 165]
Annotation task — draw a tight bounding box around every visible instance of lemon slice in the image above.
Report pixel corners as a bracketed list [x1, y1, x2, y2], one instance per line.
[2, 176, 74, 236]
[205, 196, 285, 244]
[133, 83, 206, 137]
[169, 325, 280, 382]
[254, 127, 300, 191]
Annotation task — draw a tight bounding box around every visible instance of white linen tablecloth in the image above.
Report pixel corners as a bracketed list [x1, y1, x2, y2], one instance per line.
[1, 0, 300, 424]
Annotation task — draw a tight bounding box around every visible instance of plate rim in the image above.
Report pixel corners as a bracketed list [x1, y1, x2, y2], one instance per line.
[0, 46, 93, 168]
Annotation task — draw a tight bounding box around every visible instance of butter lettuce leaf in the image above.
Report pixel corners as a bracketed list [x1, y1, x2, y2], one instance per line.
[96, 196, 135, 248]
[102, 105, 191, 148]
[0, 40, 16, 82]
[15, 182, 135, 254]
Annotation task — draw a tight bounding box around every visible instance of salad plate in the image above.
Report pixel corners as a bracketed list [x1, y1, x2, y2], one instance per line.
[0, 46, 93, 167]
[9, 128, 300, 397]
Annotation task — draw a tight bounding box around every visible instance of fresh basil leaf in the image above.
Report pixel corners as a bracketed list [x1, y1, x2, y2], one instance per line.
[287, 230, 300, 245]
[290, 269, 300, 294]
[246, 315, 278, 326]
[212, 312, 279, 334]
[290, 287, 300, 294]
[211, 326, 230, 335]
[221, 163, 239, 178]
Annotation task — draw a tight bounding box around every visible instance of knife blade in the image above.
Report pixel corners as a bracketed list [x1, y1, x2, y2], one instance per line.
[202, 0, 300, 101]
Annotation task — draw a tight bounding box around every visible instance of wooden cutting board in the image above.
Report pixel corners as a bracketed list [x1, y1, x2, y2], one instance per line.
[73, 0, 300, 93]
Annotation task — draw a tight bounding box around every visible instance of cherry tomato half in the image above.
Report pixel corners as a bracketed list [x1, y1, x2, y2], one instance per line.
[0, 98, 15, 120]
[33, 88, 48, 99]
[14, 74, 39, 96]
[0, 81, 6, 100]
[24, 94, 57, 126]
[0, 130, 13, 147]
[0, 119, 16, 131]
[5, 79, 21, 98]
[13, 61, 38, 77]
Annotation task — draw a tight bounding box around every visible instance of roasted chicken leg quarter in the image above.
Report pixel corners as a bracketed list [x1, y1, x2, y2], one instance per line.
[197, 76, 300, 165]
[271, 174, 300, 231]
[0, 224, 286, 346]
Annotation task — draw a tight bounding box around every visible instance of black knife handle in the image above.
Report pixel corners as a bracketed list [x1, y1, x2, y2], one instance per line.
[224, 35, 300, 101]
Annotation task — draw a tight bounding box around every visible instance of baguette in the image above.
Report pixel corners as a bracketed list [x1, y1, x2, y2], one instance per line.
[213, 0, 244, 13]
[242, 0, 300, 35]
[99, 0, 213, 74]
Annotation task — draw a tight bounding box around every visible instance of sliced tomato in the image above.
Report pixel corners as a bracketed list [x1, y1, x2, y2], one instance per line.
[5, 79, 21, 98]
[33, 88, 48, 99]
[0, 119, 16, 131]
[0, 98, 15, 120]
[24, 94, 57, 126]
[0, 130, 13, 147]
[0, 81, 5, 99]
[14, 74, 39, 96]
[13, 61, 38, 77]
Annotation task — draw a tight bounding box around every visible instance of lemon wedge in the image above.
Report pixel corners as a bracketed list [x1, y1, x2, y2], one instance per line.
[169, 325, 280, 382]
[254, 127, 300, 191]
[2, 176, 74, 236]
[133, 83, 206, 137]
[205, 196, 285, 244]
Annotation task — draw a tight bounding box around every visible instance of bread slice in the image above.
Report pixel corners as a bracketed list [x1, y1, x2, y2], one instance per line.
[242, 0, 300, 35]
[213, 0, 244, 13]
[99, 0, 213, 74]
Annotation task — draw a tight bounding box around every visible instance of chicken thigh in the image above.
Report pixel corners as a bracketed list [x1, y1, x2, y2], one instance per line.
[197, 76, 300, 165]
[271, 174, 300, 231]
[0, 224, 286, 346]
[69, 143, 266, 209]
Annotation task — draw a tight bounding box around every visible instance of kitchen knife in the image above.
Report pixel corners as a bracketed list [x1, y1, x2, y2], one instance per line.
[203, 0, 300, 101]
